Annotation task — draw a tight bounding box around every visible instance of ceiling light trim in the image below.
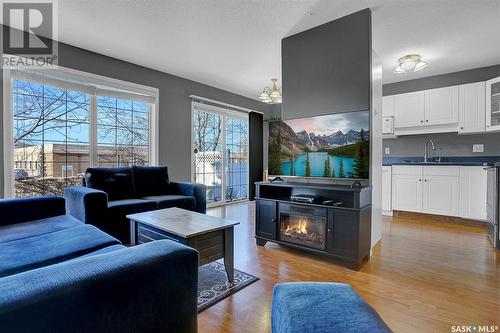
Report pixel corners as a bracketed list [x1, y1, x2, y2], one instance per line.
[393, 54, 428, 74]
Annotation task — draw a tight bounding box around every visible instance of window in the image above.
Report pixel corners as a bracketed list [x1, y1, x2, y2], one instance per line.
[5, 66, 158, 197]
[12, 79, 90, 196]
[62, 165, 73, 178]
[97, 96, 150, 167]
[192, 102, 249, 206]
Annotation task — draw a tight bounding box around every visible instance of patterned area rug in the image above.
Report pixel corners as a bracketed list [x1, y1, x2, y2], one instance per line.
[198, 261, 259, 312]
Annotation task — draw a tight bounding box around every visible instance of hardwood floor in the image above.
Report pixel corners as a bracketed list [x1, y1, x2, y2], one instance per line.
[199, 202, 500, 333]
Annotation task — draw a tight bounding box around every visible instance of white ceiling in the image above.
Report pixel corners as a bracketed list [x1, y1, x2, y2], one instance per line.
[10, 0, 500, 99]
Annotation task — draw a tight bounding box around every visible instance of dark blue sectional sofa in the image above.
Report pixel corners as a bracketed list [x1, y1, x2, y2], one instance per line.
[0, 196, 198, 332]
[65, 166, 206, 243]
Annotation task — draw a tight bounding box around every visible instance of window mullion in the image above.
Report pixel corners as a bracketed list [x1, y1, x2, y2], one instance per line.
[89, 92, 98, 167]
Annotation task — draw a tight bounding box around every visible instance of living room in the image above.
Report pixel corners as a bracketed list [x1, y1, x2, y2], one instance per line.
[1, 1, 499, 333]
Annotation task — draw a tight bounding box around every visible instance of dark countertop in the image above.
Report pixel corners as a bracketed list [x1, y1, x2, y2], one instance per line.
[384, 161, 493, 166]
[383, 156, 500, 167]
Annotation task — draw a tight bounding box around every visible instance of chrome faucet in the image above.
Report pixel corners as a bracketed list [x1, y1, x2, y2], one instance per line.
[424, 139, 437, 163]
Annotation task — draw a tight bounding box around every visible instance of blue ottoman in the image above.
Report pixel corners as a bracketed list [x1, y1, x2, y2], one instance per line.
[272, 282, 392, 333]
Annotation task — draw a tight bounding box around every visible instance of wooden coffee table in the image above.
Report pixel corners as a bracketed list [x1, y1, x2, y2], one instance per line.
[127, 207, 239, 282]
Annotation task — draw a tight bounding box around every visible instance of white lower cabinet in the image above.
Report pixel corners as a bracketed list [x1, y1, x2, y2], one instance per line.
[392, 166, 423, 213]
[390, 165, 485, 220]
[459, 166, 487, 220]
[382, 166, 392, 214]
[422, 175, 460, 216]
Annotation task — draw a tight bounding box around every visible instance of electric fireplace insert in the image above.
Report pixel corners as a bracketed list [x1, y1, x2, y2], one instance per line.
[278, 203, 327, 250]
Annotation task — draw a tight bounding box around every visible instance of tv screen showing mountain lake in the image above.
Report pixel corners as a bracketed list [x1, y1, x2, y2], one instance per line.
[268, 111, 369, 179]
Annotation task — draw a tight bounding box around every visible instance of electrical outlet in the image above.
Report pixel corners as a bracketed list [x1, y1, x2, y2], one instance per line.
[384, 147, 391, 155]
[473, 144, 484, 153]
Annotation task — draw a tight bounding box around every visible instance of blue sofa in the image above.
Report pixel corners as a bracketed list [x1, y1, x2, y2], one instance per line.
[272, 282, 392, 333]
[0, 196, 198, 332]
[65, 166, 206, 243]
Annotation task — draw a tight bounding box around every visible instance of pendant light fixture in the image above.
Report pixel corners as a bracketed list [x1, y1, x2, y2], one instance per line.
[258, 78, 282, 104]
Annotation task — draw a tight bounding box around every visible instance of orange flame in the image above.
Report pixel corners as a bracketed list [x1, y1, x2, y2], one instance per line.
[284, 219, 309, 235]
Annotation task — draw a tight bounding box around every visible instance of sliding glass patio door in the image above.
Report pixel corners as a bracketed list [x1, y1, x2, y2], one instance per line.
[192, 103, 249, 206]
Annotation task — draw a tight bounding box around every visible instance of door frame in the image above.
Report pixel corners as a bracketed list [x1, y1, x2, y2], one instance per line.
[190, 101, 249, 207]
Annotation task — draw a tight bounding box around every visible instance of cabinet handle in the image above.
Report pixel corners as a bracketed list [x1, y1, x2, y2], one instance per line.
[420, 120, 424, 123]
[460, 126, 464, 130]
[328, 229, 332, 233]
[426, 120, 429, 122]
[418, 179, 422, 182]
[271, 218, 276, 223]
[424, 179, 428, 182]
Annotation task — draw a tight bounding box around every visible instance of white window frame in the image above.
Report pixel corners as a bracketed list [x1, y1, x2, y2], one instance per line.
[3, 60, 159, 197]
[190, 101, 249, 207]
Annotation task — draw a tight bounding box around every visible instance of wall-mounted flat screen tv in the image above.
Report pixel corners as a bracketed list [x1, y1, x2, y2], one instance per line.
[268, 111, 369, 179]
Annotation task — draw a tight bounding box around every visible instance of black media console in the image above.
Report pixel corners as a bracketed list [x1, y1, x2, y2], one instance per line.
[255, 181, 372, 270]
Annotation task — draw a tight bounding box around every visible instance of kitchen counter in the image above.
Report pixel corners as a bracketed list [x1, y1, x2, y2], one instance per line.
[383, 156, 500, 167]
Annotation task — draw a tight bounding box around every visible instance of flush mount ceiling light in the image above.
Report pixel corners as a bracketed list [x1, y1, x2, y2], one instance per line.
[259, 78, 282, 104]
[393, 54, 428, 74]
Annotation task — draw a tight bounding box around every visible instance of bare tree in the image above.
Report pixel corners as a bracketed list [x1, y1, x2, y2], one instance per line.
[14, 81, 89, 145]
[13, 80, 150, 196]
[193, 111, 222, 152]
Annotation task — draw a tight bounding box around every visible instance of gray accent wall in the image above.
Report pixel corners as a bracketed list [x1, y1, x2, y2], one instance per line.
[383, 64, 500, 158]
[0, 26, 271, 197]
[281, 9, 371, 120]
[384, 132, 500, 157]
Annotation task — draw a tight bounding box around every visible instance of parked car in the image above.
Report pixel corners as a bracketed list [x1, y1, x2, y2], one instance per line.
[14, 169, 29, 180]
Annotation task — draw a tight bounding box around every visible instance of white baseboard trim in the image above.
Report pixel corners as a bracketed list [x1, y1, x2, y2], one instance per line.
[382, 210, 393, 217]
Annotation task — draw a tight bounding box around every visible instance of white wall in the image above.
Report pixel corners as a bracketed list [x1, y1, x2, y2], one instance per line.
[370, 50, 383, 248]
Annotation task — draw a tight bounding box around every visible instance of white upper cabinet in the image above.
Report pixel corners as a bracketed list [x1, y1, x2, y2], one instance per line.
[486, 76, 500, 132]
[382, 95, 395, 117]
[424, 86, 459, 126]
[459, 82, 486, 134]
[394, 91, 425, 128]
[390, 82, 488, 136]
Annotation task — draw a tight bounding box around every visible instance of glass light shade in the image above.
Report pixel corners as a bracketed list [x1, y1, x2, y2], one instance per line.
[393, 65, 405, 74]
[414, 61, 428, 72]
[270, 90, 281, 99]
[394, 55, 428, 74]
[401, 60, 416, 71]
[259, 92, 269, 101]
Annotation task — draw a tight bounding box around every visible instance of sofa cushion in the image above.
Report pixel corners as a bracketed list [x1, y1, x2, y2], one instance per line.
[133, 166, 170, 197]
[107, 198, 158, 216]
[75, 244, 127, 259]
[0, 196, 66, 227]
[141, 195, 196, 210]
[0, 225, 121, 278]
[0, 214, 83, 244]
[85, 167, 135, 200]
